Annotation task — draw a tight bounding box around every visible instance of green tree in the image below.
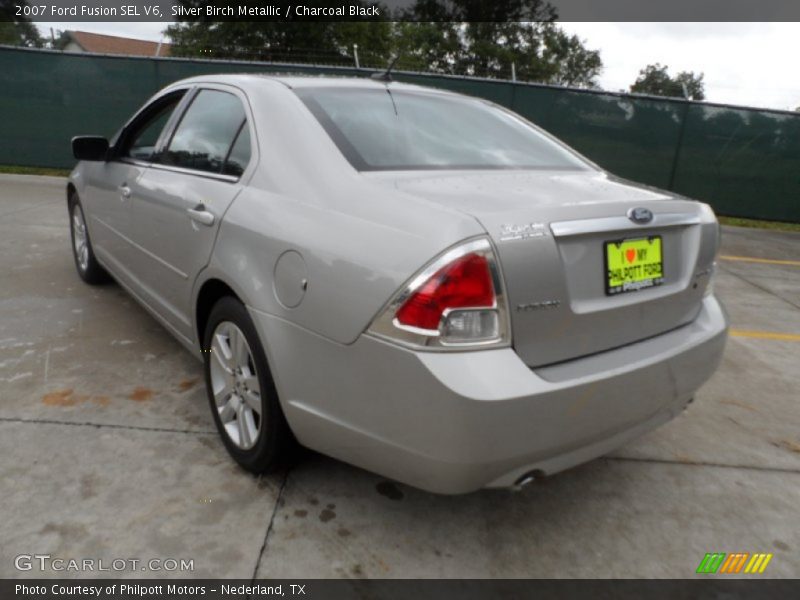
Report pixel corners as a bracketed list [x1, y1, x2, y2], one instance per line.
[436, 21, 600, 86]
[0, 0, 44, 47]
[525, 22, 602, 86]
[167, 1, 390, 63]
[168, 21, 393, 63]
[388, 0, 601, 86]
[166, 0, 602, 87]
[630, 63, 705, 100]
[389, 22, 462, 72]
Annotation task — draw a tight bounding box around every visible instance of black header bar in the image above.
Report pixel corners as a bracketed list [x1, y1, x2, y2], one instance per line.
[4, 0, 800, 22]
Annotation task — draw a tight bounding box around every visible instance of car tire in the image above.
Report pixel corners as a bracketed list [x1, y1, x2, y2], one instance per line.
[203, 296, 295, 473]
[68, 193, 110, 285]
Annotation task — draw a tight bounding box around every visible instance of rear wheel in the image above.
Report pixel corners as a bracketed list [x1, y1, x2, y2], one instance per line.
[203, 297, 294, 472]
[69, 194, 109, 284]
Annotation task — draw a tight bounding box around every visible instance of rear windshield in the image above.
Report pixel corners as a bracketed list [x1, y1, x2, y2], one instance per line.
[295, 87, 591, 172]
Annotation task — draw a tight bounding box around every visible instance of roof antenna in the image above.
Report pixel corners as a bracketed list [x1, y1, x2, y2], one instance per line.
[371, 55, 400, 83]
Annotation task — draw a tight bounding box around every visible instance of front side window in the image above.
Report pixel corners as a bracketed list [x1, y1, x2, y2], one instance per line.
[295, 87, 591, 172]
[162, 89, 248, 175]
[121, 93, 184, 160]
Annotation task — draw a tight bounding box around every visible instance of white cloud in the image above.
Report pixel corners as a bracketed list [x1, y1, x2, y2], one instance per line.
[560, 22, 800, 111]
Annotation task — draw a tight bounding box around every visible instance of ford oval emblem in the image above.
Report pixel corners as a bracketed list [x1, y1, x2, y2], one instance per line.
[628, 207, 654, 225]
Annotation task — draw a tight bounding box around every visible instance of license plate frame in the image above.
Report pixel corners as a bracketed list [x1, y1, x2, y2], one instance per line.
[604, 235, 665, 296]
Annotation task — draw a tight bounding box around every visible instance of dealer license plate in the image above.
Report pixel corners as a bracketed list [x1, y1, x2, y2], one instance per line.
[605, 236, 664, 295]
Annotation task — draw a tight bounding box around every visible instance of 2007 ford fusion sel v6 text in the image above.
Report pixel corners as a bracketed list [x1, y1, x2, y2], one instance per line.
[68, 75, 727, 494]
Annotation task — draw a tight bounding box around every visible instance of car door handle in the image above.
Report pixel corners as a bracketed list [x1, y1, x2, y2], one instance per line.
[187, 206, 215, 226]
[119, 184, 131, 199]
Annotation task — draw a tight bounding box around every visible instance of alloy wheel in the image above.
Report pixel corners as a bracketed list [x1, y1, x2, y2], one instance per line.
[209, 321, 263, 450]
[72, 205, 89, 271]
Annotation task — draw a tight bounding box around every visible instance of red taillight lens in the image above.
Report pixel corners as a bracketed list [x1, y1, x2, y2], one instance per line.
[368, 238, 510, 348]
[395, 253, 495, 330]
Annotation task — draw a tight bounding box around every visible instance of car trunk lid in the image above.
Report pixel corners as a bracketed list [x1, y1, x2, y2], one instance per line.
[369, 170, 718, 367]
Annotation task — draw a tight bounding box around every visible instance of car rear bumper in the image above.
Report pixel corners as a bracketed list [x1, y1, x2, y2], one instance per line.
[251, 295, 728, 494]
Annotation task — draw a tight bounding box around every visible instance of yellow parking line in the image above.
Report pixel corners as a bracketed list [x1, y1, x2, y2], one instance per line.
[719, 255, 800, 267]
[730, 329, 800, 342]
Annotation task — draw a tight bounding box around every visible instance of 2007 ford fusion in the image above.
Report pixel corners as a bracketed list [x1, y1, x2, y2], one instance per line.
[68, 75, 727, 493]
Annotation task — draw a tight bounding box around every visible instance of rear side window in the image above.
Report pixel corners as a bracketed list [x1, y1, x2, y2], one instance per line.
[222, 124, 251, 177]
[162, 89, 249, 176]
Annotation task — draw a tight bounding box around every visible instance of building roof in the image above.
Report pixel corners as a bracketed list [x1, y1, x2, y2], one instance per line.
[65, 30, 171, 57]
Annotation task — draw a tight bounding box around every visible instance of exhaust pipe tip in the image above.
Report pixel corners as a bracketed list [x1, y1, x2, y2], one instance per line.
[512, 469, 545, 491]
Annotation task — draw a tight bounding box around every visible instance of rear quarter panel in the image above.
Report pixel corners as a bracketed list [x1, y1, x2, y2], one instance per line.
[198, 81, 484, 345]
[207, 184, 484, 345]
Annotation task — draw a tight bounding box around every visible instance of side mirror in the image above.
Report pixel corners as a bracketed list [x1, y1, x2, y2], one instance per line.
[72, 136, 109, 161]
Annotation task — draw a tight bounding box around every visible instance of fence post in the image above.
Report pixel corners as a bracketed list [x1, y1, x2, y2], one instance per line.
[353, 44, 360, 69]
[668, 99, 691, 191]
[511, 62, 516, 82]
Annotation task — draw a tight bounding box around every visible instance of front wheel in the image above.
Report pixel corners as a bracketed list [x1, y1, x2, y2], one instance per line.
[69, 195, 109, 284]
[203, 297, 295, 473]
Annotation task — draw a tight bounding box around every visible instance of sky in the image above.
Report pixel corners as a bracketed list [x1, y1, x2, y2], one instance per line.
[559, 23, 800, 111]
[35, 21, 800, 111]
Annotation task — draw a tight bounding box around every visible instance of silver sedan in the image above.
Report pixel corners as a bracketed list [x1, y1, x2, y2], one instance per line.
[68, 75, 727, 494]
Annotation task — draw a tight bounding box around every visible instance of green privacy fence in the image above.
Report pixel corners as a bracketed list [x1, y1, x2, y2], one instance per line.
[2, 46, 799, 221]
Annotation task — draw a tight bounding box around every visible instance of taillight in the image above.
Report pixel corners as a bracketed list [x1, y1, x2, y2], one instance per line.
[395, 253, 494, 330]
[368, 238, 510, 349]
